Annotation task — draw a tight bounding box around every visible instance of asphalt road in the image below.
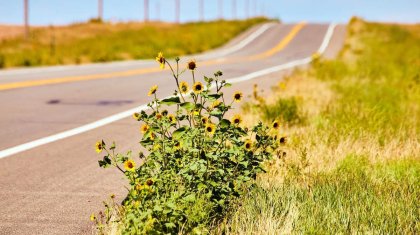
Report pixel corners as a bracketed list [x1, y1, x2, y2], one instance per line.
[0, 22, 346, 234]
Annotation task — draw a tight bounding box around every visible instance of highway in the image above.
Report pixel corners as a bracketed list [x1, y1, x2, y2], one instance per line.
[0, 22, 346, 234]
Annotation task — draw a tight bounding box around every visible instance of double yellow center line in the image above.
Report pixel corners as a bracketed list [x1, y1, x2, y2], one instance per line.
[0, 22, 306, 91]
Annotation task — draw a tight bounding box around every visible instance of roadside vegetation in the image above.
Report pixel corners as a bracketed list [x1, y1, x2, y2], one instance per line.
[0, 18, 267, 69]
[91, 18, 419, 234]
[92, 55, 285, 234]
[221, 17, 420, 234]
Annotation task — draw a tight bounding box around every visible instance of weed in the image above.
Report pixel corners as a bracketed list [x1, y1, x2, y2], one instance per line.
[92, 54, 285, 234]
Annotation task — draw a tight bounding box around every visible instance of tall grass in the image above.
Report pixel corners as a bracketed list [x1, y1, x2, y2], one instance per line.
[222, 18, 420, 234]
[0, 18, 268, 68]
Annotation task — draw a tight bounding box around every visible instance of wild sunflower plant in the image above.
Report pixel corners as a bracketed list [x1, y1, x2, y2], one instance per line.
[93, 53, 283, 234]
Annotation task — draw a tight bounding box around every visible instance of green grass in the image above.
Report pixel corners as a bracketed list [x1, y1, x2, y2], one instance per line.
[0, 18, 268, 68]
[225, 156, 419, 234]
[223, 18, 420, 234]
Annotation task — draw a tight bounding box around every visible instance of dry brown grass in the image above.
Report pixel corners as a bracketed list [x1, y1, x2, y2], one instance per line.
[222, 19, 420, 234]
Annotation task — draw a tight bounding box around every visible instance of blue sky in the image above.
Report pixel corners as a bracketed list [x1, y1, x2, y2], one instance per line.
[0, 0, 419, 25]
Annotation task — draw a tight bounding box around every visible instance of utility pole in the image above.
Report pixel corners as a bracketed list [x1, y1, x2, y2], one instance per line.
[175, 0, 180, 23]
[98, 0, 103, 20]
[218, 0, 223, 19]
[252, 0, 256, 18]
[24, 0, 29, 39]
[144, 0, 149, 22]
[252, 0, 258, 17]
[232, 0, 236, 19]
[199, 0, 204, 21]
[245, 0, 249, 19]
[156, 1, 160, 21]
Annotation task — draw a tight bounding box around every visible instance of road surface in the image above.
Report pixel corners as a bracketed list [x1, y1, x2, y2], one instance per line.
[0, 22, 346, 234]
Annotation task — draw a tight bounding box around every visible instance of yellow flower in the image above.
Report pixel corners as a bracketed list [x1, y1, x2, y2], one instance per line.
[153, 144, 161, 151]
[179, 81, 189, 94]
[95, 141, 104, 153]
[192, 110, 200, 116]
[201, 116, 209, 125]
[148, 85, 158, 96]
[155, 52, 165, 69]
[155, 113, 162, 119]
[244, 140, 253, 150]
[174, 141, 182, 150]
[205, 123, 216, 135]
[233, 91, 243, 102]
[90, 213, 96, 222]
[231, 114, 242, 125]
[150, 132, 156, 140]
[279, 136, 287, 144]
[278, 82, 286, 90]
[272, 120, 280, 130]
[140, 124, 150, 133]
[192, 82, 204, 94]
[211, 100, 221, 109]
[124, 159, 136, 172]
[133, 112, 140, 120]
[146, 179, 154, 186]
[187, 59, 197, 70]
[167, 114, 176, 123]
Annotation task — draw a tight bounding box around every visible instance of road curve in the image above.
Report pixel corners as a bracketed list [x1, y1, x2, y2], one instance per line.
[0, 22, 346, 234]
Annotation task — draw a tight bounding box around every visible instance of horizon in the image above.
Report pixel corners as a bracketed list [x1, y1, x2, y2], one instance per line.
[0, 0, 419, 26]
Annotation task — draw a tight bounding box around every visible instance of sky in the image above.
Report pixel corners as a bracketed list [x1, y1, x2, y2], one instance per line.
[0, 0, 419, 26]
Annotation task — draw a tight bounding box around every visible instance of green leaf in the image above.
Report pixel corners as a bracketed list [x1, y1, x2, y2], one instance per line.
[172, 126, 187, 139]
[153, 205, 163, 212]
[180, 102, 194, 111]
[208, 93, 222, 100]
[239, 161, 249, 167]
[224, 83, 232, 88]
[220, 119, 231, 128]
[109, 141, 116, 150]
[183, 193, 196, 202]
[198, 183, 207, 190]
[210, 109, 223, 118]
[190, 163, 198, 171]
[98, 155, 112, 168]
[161, 96, 181, 105]
[165, 222, 176, 229]
[165, 201, 176, 209]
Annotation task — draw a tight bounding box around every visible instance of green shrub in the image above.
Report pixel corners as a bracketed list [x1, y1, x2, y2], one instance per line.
[260, 97, 302, 124]
[92, 54, 284, 234]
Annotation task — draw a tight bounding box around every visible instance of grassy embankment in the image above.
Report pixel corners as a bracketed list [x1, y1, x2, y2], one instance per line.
[221, 18, 420, 234]
[0, 18, 267, 68]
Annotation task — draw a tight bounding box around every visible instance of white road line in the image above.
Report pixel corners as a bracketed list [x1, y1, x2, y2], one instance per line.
[0, 23, 336, 159]
[318, 23, 337, 54]
[200, 23, 276, 59]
